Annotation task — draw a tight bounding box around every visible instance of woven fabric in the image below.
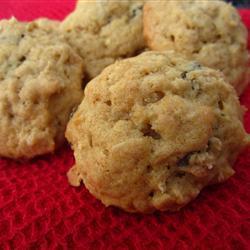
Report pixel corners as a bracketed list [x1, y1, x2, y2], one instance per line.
[0, 1, 250, 249]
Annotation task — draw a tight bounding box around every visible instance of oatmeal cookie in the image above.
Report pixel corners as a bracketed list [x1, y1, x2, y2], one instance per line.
[66, 51, 249, 213]
[33, 18, 60, 32]
[0, 18, 84, 159]
[60, 0, 145, 79]
[66, 51, 248, 212]
[143, 0, 249, 95]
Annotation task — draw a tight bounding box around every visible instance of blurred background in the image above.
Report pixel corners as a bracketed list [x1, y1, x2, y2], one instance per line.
[226, 0, 250, 7]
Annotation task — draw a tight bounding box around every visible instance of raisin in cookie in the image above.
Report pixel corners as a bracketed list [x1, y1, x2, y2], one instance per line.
[60, 0, 145, 79]
[66, 51, 249, 213]
[143, 0, 249, 95]
[0, 18, 84, 159]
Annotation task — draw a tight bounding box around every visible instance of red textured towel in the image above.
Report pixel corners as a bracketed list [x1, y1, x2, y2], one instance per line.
[0, 1, 249, 249]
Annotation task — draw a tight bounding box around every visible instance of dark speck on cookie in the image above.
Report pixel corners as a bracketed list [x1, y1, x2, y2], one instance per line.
[131, 5, 143, 18]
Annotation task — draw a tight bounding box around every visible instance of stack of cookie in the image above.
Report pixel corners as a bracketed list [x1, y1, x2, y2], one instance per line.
[0, 0, 249, 213]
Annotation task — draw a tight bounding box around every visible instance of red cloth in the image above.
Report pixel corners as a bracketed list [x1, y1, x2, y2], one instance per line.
[0, 1, 249, 249]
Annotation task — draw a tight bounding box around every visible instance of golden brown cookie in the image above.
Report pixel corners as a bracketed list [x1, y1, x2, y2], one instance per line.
[60, 0, 145, 79]
[0, 18, 84, 159]
[66, 51, 249, 213]
[143, 0, 249, 95]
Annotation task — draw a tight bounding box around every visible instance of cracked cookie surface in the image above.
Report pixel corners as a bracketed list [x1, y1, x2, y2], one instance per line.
[143, 0, 249, 95]
[61, 0, 145, 79]
[66, 51, 248, 213]
[0, 18, 84, 159]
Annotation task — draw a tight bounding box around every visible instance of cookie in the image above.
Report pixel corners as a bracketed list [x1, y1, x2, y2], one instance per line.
[66, 51, 249, 213]
[0, 18, 84, 159]
[33, 18, 60, 32]
[143, 0, 249, 95]
[60, 0, 145, 79]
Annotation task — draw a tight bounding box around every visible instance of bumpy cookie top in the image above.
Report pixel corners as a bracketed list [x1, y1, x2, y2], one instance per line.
[66, 51, 248, 213]
[61, 0, 145, 79]
[143, 0, 249, 95]
[0, 18, 84, 159]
